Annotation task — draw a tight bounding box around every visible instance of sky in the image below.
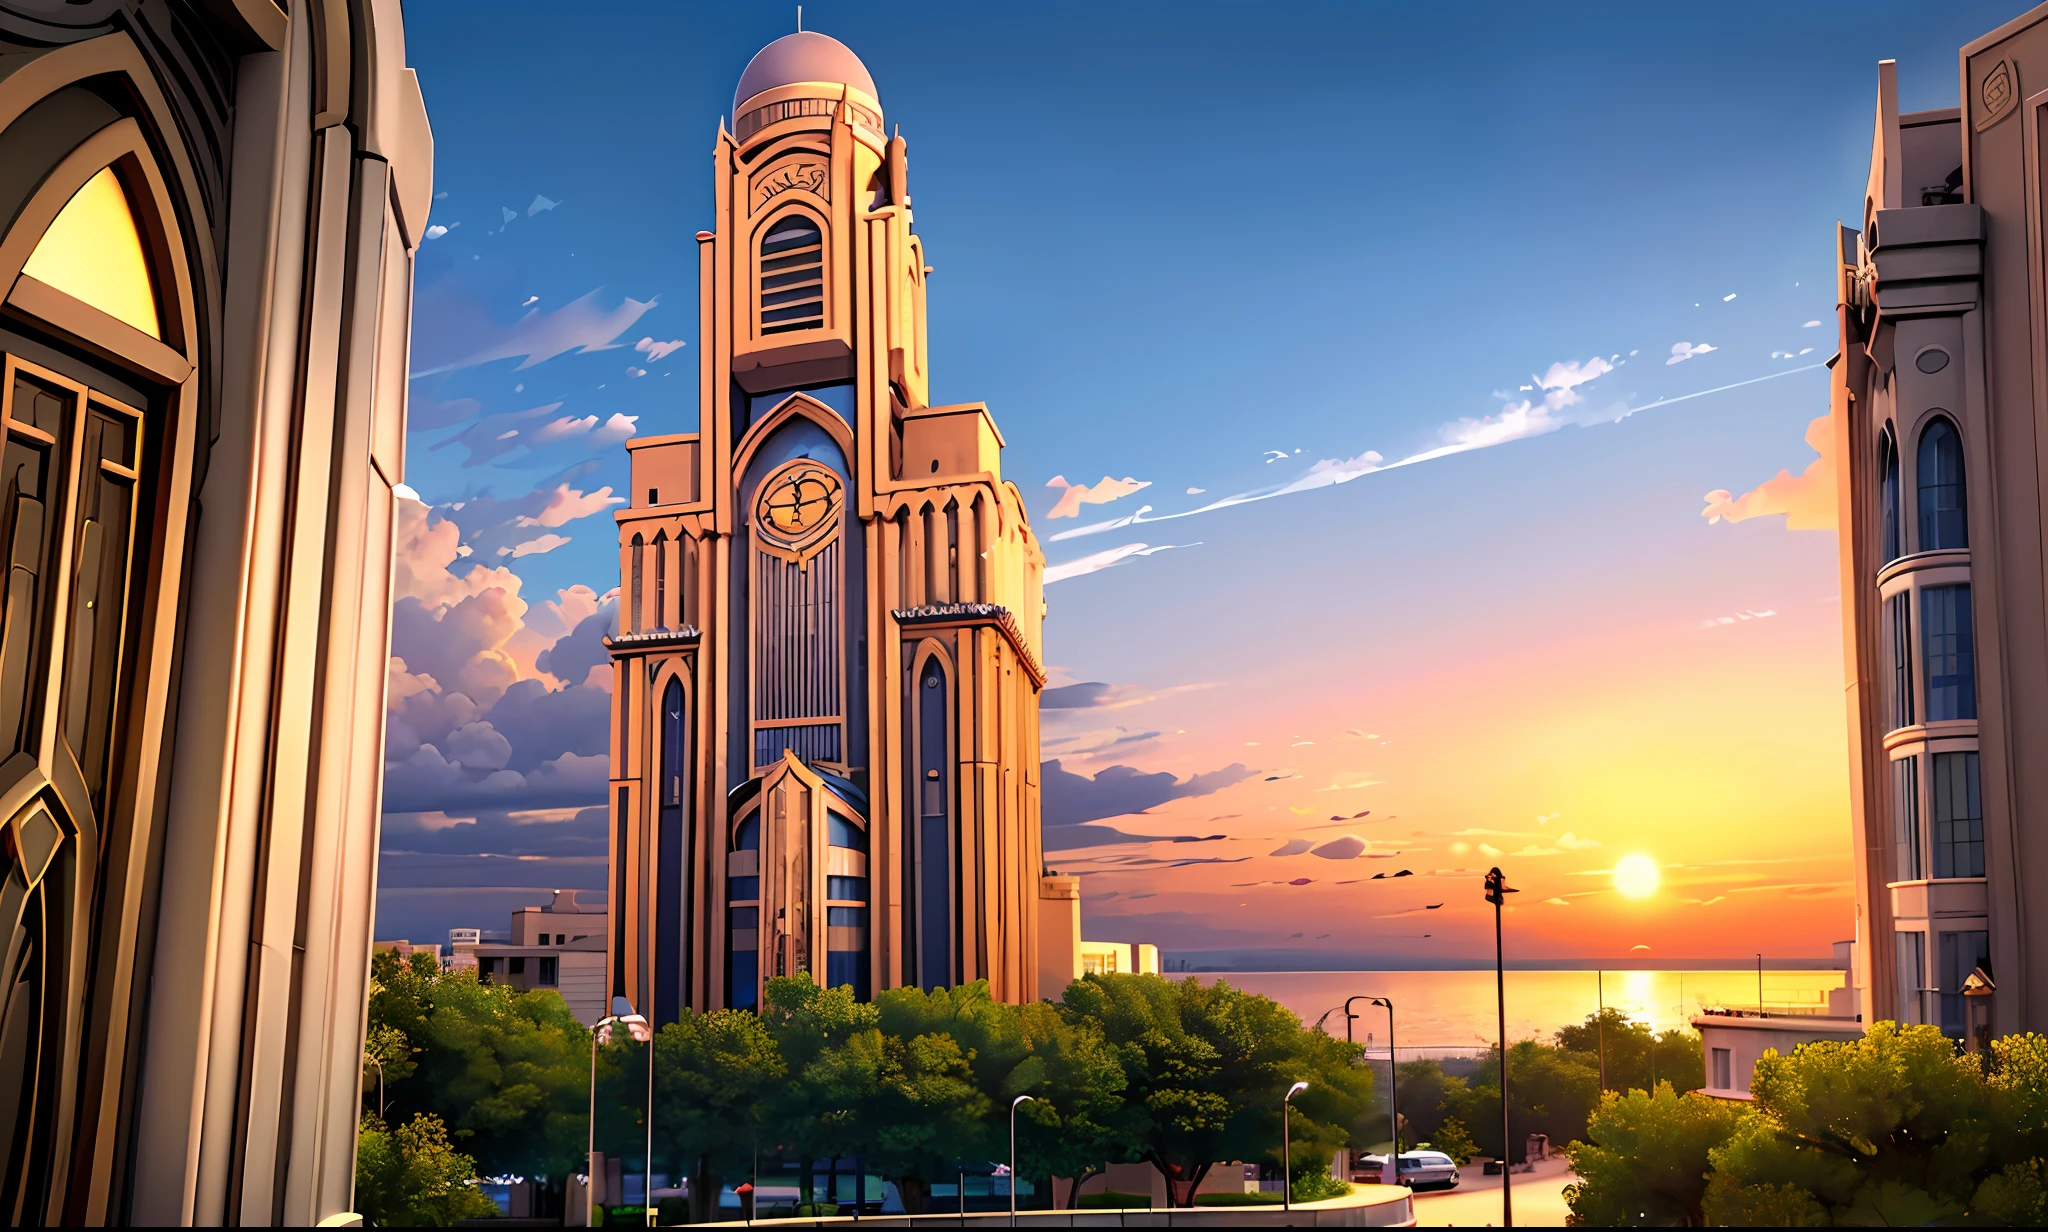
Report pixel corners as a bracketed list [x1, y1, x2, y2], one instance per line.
[380, 0, 2020, 966]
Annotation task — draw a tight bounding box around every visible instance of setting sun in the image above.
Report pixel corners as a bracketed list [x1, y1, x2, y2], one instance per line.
[1614, 854, 1662, 899]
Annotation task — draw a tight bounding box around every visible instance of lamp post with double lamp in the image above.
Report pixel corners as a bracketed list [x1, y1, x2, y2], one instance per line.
[588, 995, 651, 1226]
[1009, 1094, 1035, 1224]
[1281, 1080, 1309, 1211]
[1484, 867, 1517, 1228]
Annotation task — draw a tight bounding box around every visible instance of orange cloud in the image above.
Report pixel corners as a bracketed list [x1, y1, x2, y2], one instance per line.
[1700, 414, 1836, 530]
[1046, 474, 1150, 519]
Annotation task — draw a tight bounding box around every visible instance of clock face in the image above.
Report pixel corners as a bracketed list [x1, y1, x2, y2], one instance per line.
[756, 463, 840, 540]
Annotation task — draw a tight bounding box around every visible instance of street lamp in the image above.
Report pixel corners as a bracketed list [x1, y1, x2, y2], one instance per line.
[1484, 867, 1518, 1229]
[589, 995, 651, 1225]
[1962, 967, 1996, 1058]
[366, 1053, 386, 1121]
[1369, 998, 1398, 1187]
[1009, 1094, 1035, 1224]
[1282, 1080, 1309, 1211]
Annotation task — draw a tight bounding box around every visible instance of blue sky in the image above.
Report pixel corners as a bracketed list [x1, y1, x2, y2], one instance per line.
[382, 1, 2018, 960]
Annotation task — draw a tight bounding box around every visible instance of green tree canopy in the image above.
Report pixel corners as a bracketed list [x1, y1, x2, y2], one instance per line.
[354, 1112, 500, 1228]
[1564, 1083, 1749, 1226]
[1057, 973, 1370, 1206]
[1448, 1040, 1601, 1164]
[652, 1008, 785, 1222]
[1555, 1009, 1704, 1096]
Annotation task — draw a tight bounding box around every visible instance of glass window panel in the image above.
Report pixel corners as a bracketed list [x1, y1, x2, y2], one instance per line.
[827, 812, 867, 851]
[1880, 431, 1901, 563]
[827, 875, 867, 901]
[728, 906, 759, 931]
[827, 906, 867, 927]
[21, 167, 161, 339]
[729, 947, 759, 1012]
[1888, 591, 1913, 730]
[1895, 931, 1926, 1024]
[1937, 930, 1989, 1039]
[1893, 755, 1922, 881]
[1916, 419, 1968, 550]
[727, 875, 760, 902]
[1931, 751, 1984, 878]
[1922, 585, 1977, 721]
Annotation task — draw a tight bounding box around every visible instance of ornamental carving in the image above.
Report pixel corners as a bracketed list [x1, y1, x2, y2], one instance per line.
[1977, 58, 2017, 132]
[752, 158, 829, 209]
[753, 458, 843, 567]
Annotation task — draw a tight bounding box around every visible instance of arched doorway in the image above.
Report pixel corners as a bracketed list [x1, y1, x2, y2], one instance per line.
[0, 95, 200, 1224]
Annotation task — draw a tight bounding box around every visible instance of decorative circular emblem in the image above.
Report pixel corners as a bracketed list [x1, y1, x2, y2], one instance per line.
[753, 460, 843, 564]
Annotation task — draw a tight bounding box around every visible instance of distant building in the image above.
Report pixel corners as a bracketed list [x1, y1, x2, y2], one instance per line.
[1693, 1011, 1866, 1100]
[1834, 7, 2048, 1039]
[450, 891, 610, 1025]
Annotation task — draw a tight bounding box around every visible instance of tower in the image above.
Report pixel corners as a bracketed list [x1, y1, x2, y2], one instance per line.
[608, 32, 1048, 1020]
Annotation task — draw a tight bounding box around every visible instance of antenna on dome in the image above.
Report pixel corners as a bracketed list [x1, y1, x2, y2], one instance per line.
[796, 6, 802, 32]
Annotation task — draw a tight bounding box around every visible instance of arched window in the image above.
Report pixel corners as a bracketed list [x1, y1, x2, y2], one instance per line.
[629, 533, 644, 633]
[759, 214, 823, 335]
[910, 656, 952, 990]
[653, 530, 668, 630]
[732, 815, 760, 851]
[1917, 417, 1967, 551]
[825, 810, 870, 999]
[655, 678, 687, 1023]
[1879, 427, 1901, 564]
[828, 812, 868, 851]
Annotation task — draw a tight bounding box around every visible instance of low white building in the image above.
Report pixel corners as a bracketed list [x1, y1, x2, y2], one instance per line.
[1693, 1011, 1865, 1100]
[446, 890, 610, 1025]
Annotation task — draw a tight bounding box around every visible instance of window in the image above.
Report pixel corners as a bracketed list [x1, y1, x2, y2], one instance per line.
[827, 875, 868, 900]
[556, 934, 565, 945]
[629, 533, 644, 633]
[827, 813, 867, 851]
[730, 947, 759, 1012]
[1893, 755, 1922, 881]
[538, 957, 558, 986]
[1917, 417, 1967, 550]
[760, 214, 824, 334]
[1938, 930, 1990, 1039]
[1931, 751, 1984, 878]
[825, 949, 869, 1000]
[1711, 1048, 1732, 1090]
[728, 875, 760, 901]
[1880, 428, 1901, 564]
[729, 906, 760, 931]
[509, 957, 525, 976]
[1922, 585, 1976, 721]
[1896, 931, 1927, 1024]
[480, 957, 501, 981]
[23, 167, 161, 339]
[827, 906, 868, 927]
[1887, 591, 1914, 731]
[733, 815, 759, 851]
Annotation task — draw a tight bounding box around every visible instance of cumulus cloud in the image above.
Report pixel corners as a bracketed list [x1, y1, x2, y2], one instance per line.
[503, 533, 571, 558]
[1701, 413, 1837, 530]
[636, 336, 687, 361]
[411, 288, 660, 376]
[1270, 839, 1313, 857]
[1045, 474, 1152, 520]
[384, 501, 617, 830]
[1667, 341, 1717, 365]
[424, 224, 448, 240]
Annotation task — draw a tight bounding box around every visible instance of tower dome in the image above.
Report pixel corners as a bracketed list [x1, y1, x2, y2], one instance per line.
[733, 31, 879, 117]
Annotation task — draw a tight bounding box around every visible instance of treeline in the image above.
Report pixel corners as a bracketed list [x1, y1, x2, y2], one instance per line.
[361, 951, 1376, 1223]
[1390, 1008, 1704, 1163]
[1565, 1023, 2048, 1225]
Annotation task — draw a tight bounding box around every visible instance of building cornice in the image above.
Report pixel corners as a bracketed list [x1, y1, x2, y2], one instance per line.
[606, 626, 702, 656]
[892, 603, 1045, 687]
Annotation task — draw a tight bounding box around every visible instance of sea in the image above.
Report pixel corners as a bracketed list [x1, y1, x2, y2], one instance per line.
[1209, 969, 1849, 1054]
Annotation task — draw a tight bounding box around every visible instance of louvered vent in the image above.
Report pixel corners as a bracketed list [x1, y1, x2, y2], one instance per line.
[760, 215, 824, 334]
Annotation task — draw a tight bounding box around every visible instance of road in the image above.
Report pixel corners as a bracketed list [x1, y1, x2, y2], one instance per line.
[1408, 1156, 1577, 1227]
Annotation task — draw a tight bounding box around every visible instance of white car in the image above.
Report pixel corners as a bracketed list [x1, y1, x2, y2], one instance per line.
[1358, 1151, 1461, 1190]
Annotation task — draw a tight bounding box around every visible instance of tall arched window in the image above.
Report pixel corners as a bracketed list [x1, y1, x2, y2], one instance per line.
[728, 806, 761, 1011]
[759, 214, 823, 335]
[1917, 417, 1967, 550]
[653, 530, 668, 630]
[655, 678, 687, 1023]
[1879, 427, 1901, 564]
[629, 533, 644, 633]
[825, 811, 870, 999]
[909, 656, 953, 990]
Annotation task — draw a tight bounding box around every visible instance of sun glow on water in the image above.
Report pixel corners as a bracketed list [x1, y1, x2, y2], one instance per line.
[1613, 853, 1661, 899]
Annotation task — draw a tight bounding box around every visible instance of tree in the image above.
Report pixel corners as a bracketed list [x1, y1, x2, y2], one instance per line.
[1391, 1058, 1466, 1145]
[365, 949, 597, 1189]
[1429, 1117, 1478, 1165]
[1563, 1083, 1749, 1226]
[354, 1112, 500, 1228]
[1447, 1040, 1600, 1163]
[1553, 1010, 1705, 1098]
[1009, 999, 1133, 1206]
[652, 1009, 785, 1223]
[1057, 973, 1370, 1207]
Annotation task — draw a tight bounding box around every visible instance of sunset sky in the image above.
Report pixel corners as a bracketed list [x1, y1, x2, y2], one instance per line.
[379, 0, 2019, 965]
